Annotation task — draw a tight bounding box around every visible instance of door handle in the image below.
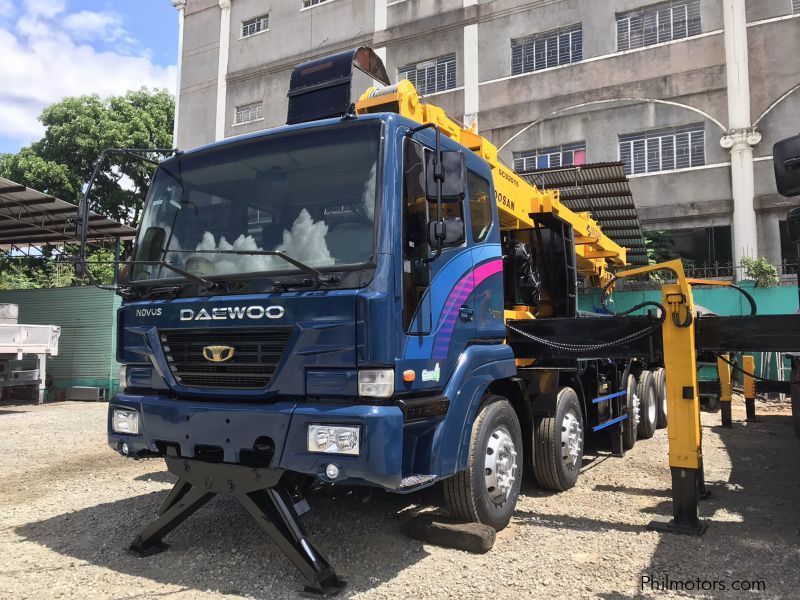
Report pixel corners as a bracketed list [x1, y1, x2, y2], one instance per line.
[459, 305, 474, 322]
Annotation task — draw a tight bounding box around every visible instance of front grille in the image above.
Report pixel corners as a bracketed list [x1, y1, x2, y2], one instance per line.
[160, 328, 293, 389]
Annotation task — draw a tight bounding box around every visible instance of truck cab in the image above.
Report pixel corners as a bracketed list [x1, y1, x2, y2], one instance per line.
[110, 108, 513, 493]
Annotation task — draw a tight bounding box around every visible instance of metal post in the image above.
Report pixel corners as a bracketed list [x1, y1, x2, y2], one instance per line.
[743, 354, 757, 421]
[36, 353, 46, 405]
[718, 354, 733, 427]
[648, 282, 707, 536]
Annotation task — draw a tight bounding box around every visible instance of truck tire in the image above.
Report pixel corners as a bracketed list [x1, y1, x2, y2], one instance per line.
[533, 387, 584, 492]
[443, 396, 522, 530]
[653, 367, 668, 429]
[636, 371, 657, 440]
[623, 375, 639, 450]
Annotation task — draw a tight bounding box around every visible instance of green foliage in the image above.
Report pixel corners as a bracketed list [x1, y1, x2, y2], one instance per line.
[0, 247, 116, 291]
[740, 256, 779, 288]
[644, 230, 678, 265]
[0, 88, 174, 226]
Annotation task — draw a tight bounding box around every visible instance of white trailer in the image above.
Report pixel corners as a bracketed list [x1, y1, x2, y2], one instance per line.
[0, 304, 60, 404]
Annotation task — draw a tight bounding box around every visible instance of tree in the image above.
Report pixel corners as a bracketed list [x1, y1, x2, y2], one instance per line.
[0, 88, 174, 226]
[0, 88, 173, 290]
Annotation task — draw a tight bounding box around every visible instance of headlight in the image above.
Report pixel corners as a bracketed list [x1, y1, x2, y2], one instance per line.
[112, 409, 140, 435]
[307, 425, 360, 455]
[358, 369, 394, 398]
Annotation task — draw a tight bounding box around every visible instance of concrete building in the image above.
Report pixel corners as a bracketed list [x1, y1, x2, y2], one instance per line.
[171, 0, 800, 270]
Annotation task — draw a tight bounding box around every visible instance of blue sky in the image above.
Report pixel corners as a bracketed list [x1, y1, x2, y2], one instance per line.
[0, 0, 179, 153]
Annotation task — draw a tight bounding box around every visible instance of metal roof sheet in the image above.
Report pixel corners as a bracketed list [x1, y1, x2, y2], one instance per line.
[518, 162, 649, 265]
[0, 176, 135, 249]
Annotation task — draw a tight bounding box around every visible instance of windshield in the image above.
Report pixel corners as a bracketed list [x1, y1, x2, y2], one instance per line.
[130, 121, 381, 282]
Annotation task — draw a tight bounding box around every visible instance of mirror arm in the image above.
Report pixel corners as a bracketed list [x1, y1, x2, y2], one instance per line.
[74, 147, 179, 271]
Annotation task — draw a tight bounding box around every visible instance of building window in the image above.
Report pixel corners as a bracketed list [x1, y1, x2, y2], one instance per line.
[513, 143, 587, 172]
[617, 0, 701, 51]
[235, 102, 263, 125]
[398, 54, 457, 95]
[302, 0, 330, 8]
[511, 24, 583, 75]
[242, 14, 269, 38]
[619, 124, 705, 175]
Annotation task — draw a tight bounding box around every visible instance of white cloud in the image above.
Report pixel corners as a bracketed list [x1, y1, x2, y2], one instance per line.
[63, 10, 125, 42]
[0, 3, 176, 149]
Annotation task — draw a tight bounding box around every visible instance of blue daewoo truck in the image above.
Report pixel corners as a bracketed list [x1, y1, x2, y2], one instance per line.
[78, 49, 668, 596]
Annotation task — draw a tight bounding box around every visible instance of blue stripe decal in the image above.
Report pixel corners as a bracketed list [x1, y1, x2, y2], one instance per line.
[402, 244, 501, 360]
[592, 390, 627, 404]
[592, 414, 629, 432]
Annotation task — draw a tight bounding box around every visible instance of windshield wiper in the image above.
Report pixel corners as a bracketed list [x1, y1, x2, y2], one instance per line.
[189, 249, 342, 287]
[125, 260, 215, 289]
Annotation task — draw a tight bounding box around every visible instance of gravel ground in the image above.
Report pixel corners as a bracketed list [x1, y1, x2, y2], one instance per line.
[1, 399, 799, 599]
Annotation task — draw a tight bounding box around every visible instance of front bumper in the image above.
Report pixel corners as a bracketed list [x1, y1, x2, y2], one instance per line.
[109, 393, 405, 490]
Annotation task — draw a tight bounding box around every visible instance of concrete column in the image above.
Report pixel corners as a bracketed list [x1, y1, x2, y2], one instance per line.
[463, 0, 478, 130]
[721, 0, 760, 271]
[215, 0, 232, 141]
[171, 0, 186, 147]
[374, 0, 386, 32]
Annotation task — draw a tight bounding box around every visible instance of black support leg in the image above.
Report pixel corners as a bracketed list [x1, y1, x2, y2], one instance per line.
[721, 402, 732, 428]
[648, 467, 708, 536]
[128, 458, 346, 597]
[239, 489, 346, 598]
[129, 481, 214, 557]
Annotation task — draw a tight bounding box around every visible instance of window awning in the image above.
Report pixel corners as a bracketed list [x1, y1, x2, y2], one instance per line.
[517, 162, 649, 266]
[0, 176, 136, 249]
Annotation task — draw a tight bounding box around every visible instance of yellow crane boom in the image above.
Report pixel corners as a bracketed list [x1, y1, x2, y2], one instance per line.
[355, 80, 627, 285]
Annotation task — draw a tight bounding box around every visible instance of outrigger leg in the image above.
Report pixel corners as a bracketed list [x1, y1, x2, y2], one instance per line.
[128, 453, 346, 598]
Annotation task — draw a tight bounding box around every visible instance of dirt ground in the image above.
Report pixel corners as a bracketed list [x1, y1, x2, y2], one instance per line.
[1, 398, 799, 599]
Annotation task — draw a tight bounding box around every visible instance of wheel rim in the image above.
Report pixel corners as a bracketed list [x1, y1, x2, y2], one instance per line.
[484, 426, 517, 505]
[661, 383, 667, 417]
[560, 410, 583, 470]
[631, 390, 641, 427]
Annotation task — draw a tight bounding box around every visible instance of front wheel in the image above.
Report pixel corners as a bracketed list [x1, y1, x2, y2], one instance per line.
[443, 396, 522, 530]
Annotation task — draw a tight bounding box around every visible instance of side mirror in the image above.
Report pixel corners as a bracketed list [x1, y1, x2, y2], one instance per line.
[426, 150, 466, 202]
[774, 134, 800, 198]
[427, 215, 465, 247]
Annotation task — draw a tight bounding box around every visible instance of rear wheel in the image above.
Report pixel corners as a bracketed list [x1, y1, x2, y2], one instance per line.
[623, 375, 639, 450]
[653, 367, 668, 429]
[636, 371, 657, 440]
[443, 396, 522, 530]
[533, 387, 584, 491]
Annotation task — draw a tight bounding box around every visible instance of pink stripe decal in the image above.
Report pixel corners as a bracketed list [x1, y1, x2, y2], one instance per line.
[431, 259, 503, 359]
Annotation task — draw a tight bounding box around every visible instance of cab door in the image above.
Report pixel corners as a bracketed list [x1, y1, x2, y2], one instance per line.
[400, 135, 475, 389]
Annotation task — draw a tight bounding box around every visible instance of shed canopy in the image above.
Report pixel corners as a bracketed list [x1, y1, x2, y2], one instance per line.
[0, 176, 135, 249]
[518, 162, 649, 266]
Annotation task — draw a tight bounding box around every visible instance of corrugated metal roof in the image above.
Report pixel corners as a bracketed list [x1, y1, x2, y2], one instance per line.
[518, 162, 649, 265]
[0, 176, 135, 248]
